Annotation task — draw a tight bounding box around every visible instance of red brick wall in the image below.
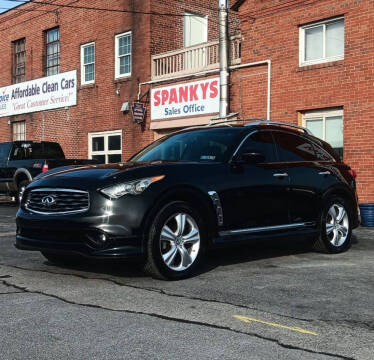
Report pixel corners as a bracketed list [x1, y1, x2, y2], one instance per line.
[0, 0, 154, 161]
[233, 0, 374, 202]
[0, 0, 240, 162]
[150, 0, 241, 54]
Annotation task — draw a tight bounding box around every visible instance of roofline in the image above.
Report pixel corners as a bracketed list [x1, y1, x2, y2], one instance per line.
[0, 1, 31, 16]
[231, 0, 246, 11]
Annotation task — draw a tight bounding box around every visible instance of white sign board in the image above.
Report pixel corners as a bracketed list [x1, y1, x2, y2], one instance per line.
[151, 78, 220, 121]
[0, 70, 77, 118]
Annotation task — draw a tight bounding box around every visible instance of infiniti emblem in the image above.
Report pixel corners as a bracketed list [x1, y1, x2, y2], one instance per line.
[41, 195, 56, 207]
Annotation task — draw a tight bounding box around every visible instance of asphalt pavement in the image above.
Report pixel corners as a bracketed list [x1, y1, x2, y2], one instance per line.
[0, 202, 373, 360]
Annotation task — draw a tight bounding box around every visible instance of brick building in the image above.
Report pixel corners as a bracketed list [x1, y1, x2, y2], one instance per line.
[1, 0, 373, 203]
[229, 0, 374, 203]
[0, 0, 239, 162]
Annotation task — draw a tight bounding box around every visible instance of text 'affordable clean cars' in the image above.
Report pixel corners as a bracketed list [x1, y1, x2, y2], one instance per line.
[15, 121, 359, 279]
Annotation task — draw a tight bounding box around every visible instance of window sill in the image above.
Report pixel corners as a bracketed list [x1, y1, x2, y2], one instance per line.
[114, 76, 132, 84]
[79, 83, 96, 90]
[297, 60, 344, 72]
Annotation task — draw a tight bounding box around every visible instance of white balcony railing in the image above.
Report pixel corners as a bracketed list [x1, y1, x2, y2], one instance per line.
[151, 35, 241, 81]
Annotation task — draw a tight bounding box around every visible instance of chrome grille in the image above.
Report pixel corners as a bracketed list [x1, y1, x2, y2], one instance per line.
[25, 188, 89, 215]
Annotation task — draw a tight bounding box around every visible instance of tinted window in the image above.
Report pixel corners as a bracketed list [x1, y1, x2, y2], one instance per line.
[0, 143, 10, 162]
[237, 131, 277, 163]
[92, 137, 104, 152]
[108, 135, 121, 151]
[131, 128, 243, 163]
[311, 142, 334, 161]
[10, 143, 64, 160]
[273, 132, 317, 162]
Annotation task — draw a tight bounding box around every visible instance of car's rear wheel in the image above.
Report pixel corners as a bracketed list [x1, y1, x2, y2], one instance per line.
[313, 196, 352, 253]
[143, 201, 206, 280]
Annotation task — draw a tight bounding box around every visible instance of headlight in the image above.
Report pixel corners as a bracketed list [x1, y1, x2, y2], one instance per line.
[100, 175, 165, 199]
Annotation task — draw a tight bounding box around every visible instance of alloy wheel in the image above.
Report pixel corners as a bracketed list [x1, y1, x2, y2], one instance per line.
[326, 203, 349, 247]
[160, 212, 201, 271]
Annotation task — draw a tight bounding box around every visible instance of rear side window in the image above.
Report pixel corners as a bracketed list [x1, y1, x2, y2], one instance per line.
[35, 143, 64, 159]
[273, 131, 317, 162]
[237, 131, 277, 163]
[311, 142, 334, 161]
[10, 143, 64, 160]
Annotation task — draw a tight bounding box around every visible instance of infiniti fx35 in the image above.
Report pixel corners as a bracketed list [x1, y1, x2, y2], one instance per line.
[16, 122, 359, 279]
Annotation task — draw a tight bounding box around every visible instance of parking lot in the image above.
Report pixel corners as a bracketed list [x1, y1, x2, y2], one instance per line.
[0, 202, 373, 359]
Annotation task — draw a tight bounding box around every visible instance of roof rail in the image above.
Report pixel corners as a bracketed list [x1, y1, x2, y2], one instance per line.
[243, 119, 312, 135]
[207, 118, 267, 127]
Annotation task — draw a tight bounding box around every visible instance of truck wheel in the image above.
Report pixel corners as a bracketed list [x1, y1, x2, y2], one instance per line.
[143, 201, 206, 280]
[17, 180, 30, 204]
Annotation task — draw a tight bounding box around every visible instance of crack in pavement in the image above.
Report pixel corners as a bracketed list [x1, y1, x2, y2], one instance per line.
[0, 279, 352, 360]
[1, 262, 371, 331]
[0, 263, 328, 323]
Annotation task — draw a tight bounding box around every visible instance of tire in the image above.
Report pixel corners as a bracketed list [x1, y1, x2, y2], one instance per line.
[17, 180, 30, 204]
[312, 196, 352, 253]
[143, 201, 207, 280]
[41, 251, 81, 265]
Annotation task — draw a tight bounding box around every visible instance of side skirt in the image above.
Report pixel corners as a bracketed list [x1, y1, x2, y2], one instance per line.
[214, 222, 318, 245]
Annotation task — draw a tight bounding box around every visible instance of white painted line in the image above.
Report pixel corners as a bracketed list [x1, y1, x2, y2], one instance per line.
[0, 232, 16, 237]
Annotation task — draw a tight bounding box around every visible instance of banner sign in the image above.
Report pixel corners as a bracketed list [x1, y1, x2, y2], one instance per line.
[0, 70, 77, 118]
[151, 78, 220, 121]
[132, 102, 146, 124]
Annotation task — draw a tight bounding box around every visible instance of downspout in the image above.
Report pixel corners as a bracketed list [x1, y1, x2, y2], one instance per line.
[229, 60, 271, 120]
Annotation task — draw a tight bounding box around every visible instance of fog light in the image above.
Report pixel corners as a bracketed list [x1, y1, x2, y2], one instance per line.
[86, 231, 109, 249]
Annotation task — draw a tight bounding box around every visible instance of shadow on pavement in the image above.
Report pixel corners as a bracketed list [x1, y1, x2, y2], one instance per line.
[42, 236, 317, 280]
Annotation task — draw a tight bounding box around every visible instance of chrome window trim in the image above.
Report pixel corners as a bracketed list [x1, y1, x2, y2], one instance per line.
[25, 188, 90, 216]
[219, 222, 314, 237]
[230, 129, 258, 161]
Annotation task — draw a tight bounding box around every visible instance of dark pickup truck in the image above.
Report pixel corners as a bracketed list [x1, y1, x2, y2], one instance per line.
[0, 141, 97, 202]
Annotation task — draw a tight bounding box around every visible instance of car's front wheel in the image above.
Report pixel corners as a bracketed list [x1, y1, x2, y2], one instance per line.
[313, 196, 352, 253]
[144, 201, 206, 280]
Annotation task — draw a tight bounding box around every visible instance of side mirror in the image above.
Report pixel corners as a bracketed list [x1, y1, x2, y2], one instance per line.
[234, 152, 265, 164]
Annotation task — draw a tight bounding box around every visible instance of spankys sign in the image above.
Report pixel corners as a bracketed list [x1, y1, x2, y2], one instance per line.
[0, 70, 77, 118]
[151, 78, 220, 120]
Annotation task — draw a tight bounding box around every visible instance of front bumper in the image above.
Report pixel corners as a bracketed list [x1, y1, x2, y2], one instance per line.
[15, 194, 148, 259]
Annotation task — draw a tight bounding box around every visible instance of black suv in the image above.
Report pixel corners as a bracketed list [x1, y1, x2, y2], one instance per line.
[16, 121, 359, 279]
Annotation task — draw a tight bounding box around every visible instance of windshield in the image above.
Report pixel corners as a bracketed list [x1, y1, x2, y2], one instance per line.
[131, 128, 243, 163]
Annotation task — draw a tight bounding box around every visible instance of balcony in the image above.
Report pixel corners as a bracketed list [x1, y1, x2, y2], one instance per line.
[151, 35, 241, 81]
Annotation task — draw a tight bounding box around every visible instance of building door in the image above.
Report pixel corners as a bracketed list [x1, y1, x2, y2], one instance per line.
[184, 12, 208, 47]
[184, 12, 208, 69]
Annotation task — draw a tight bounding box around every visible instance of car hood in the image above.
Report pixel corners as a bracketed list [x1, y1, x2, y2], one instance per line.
[28, 161, 192, 190]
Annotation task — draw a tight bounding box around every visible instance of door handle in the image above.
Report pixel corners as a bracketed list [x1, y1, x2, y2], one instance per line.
[318, 171, 330, 176]
[273, 173, 289, 178]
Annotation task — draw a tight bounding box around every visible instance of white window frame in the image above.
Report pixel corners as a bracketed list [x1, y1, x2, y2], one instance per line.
[302, 108, 344, 148]
[299, 17, 344, 67]
[81, 42, 95, 85]
[12, 121, 26, 141]
[115, 31, 132, 79]
[88, 130, 122, 164]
